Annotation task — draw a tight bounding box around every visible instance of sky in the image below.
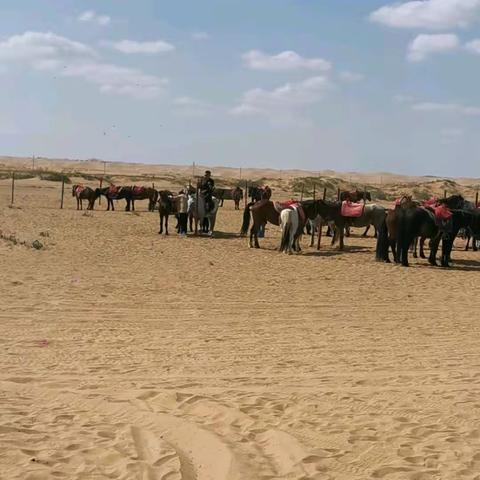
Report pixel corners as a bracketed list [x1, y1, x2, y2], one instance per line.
[1, 0, 480, 177]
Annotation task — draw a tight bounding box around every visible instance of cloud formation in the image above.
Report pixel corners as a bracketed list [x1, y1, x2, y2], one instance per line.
[78, 10, 111, 27]
[0, 32, 167, 99]
[407, 33, 460, 62]
[242, 50, 331, 72]
[339, 71, 364, 82]
[107, 39, 175, 54]
[231, 76, 332, 123]
[370, 0, 480, 30]
[412, 101, 480, 115]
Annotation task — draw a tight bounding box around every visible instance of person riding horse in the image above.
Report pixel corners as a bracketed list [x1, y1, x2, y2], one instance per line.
[200, 170, 215, 212]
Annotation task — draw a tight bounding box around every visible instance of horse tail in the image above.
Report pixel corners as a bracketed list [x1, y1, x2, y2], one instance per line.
[280, 211, 291, 253]
[240, 202, 253, 236]
[375, 213, 389, 261]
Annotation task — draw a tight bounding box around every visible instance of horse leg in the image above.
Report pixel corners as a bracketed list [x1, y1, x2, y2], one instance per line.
[339, 226, 345, 251]
[428, 236, 440, 267]
[165, 214, 169, 235]
[362, 225, 370, 237]
[420, 237, 426, 258]
[412, 237, 418, 258]
[132, 200, 135, 212]
[345, 225, 350, 237]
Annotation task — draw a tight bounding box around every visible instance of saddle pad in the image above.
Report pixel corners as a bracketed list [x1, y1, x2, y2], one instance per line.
[423, 197, 438, 208]
[108, 186, 120, 195]
[133, 186, 145, 195]
[274, 199, 297, 213]
[434, 203, 452, 220]
[75, 186, 86, 195]
[341, 201, 364, 217]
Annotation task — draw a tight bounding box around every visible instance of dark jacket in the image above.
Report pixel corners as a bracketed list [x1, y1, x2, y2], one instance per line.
[200, 177, 215, 195]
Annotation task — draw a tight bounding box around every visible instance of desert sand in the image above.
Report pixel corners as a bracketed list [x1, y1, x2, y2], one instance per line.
[1, 160, 480, 480]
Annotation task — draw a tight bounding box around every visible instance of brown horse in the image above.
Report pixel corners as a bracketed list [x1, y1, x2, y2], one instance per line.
[72, 185, 96, 210]
[232, 187, 243, 210]
[128, 186, 158, 212]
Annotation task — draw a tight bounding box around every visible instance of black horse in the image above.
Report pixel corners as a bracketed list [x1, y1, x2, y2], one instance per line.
[158, 190, 175, 235]
[95, 186, 131, 211]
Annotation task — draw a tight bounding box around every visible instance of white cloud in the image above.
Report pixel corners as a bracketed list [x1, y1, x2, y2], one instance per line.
[412, 101, 480, 115]
[192, 32, 210, 40]
[465, 38, 480, 52]
[106, 39, 175, 54]
[231, 76, 332, 124]
[339, 71, 364, 82]
[242, 50, 331, 72]
[78, 10, 111, 27]
[173, 96, 213, 117]
[0, 32, 167, 99]
[370, 0, 480, 30]
[407, 33, 459, 61]
[441, 127, 463, 136]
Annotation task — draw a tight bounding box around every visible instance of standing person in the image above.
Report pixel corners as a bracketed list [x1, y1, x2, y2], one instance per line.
[176, 190, 188, 236]
[199, 170, 215, 212]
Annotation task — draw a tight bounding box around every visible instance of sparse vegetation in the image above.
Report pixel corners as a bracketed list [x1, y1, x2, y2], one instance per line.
[40, 172, 71, 183]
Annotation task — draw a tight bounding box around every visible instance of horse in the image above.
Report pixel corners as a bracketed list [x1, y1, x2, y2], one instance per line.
[94, 186, 131, 211]
[248, 186, 272, 203]
[188, 193, 220, 236]
[279, 208, 299, 254]
[127, 186, 158, 212]
[232, 187, 244, 210]
[333, 204, 386, 242]
[241, 199, 319, 249]
[340, 190, 372, 202]
[441, 209, 480, 266]
[72, 185, 96, 210]
[158, 190, 175, 235]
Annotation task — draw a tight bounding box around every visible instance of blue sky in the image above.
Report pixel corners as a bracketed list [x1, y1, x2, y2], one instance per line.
[1, 0, 480, 177]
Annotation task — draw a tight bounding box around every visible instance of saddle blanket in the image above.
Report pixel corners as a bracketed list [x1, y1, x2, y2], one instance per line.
[75, 186, 86, 195]
[433, 203, 452, 220]
[341, 201, 364, 217]
[133, 186, 145, 195]
[423, 197, 439, 208]
[274, 200, 305, 223]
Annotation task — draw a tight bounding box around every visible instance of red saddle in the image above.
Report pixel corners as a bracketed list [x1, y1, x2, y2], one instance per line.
[274, 200, 306, 223]
[108, 185, 120, 195]
[433, 204, 452, 220]
[341, 201, 364, 217]
[75, 186, 85, 195]
[133, 186, 145, 195]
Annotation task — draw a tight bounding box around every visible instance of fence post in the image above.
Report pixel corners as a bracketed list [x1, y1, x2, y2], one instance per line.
[313, 184, 316, 201]
[337, 187, 341, 201]
[323, 187, 327, 200]
[476, 191, 479, 208]
[99, 177, 103, 205]
[60, 176, 65, 209]
[245, 180, 248, 208]
[11, 172, 15, 205]
[444, 189, 447, 199]
[300, 184, 305, 201]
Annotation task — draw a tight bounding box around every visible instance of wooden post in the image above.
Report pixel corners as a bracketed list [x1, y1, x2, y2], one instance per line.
[318, 187, 327, 250]
[310, 184, 316, 247]
[444, 189, 447, 199]
[337, 187, 341, 201]
[152, 182, 155, 189]
[323, 187, 327, 200]
[313, 184, 316, 201]
[475, 191, 479, 208]
[300, 184, 305, 201]
[245, 180, 248, 208]
[11, 172, 15, 205]
[60, 176, 65, 209]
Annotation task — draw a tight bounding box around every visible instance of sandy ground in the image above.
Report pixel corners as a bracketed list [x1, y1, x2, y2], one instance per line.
[1, 178, 480, 480]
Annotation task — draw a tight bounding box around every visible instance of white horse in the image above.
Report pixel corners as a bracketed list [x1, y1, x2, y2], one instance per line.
[188, 193, 220, 236]
[279, 208, 300, 254]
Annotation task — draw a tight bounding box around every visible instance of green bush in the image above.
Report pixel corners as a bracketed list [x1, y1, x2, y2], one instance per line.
[40, 172, 71, 183]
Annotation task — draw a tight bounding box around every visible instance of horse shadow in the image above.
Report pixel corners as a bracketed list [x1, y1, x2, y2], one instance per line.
[444, 258, 480, 272]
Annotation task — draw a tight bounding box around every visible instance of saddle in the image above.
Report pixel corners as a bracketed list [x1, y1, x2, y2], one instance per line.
[422, 200, 452, 221]
[341, 201, 364, 218]
[274, 200, 306, 223]
[108, 185, 120, 195]
[133, 186, 145, 195]
[75, 186, 86, 195]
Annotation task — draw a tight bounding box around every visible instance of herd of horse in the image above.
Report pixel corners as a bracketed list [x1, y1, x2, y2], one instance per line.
[72, 183, 480, 268]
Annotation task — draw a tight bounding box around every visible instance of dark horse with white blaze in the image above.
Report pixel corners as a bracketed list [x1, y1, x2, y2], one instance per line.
[72, 185, 96, 210]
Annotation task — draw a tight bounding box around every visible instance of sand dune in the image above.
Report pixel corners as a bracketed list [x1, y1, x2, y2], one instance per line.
[1, 171, 480, 479]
